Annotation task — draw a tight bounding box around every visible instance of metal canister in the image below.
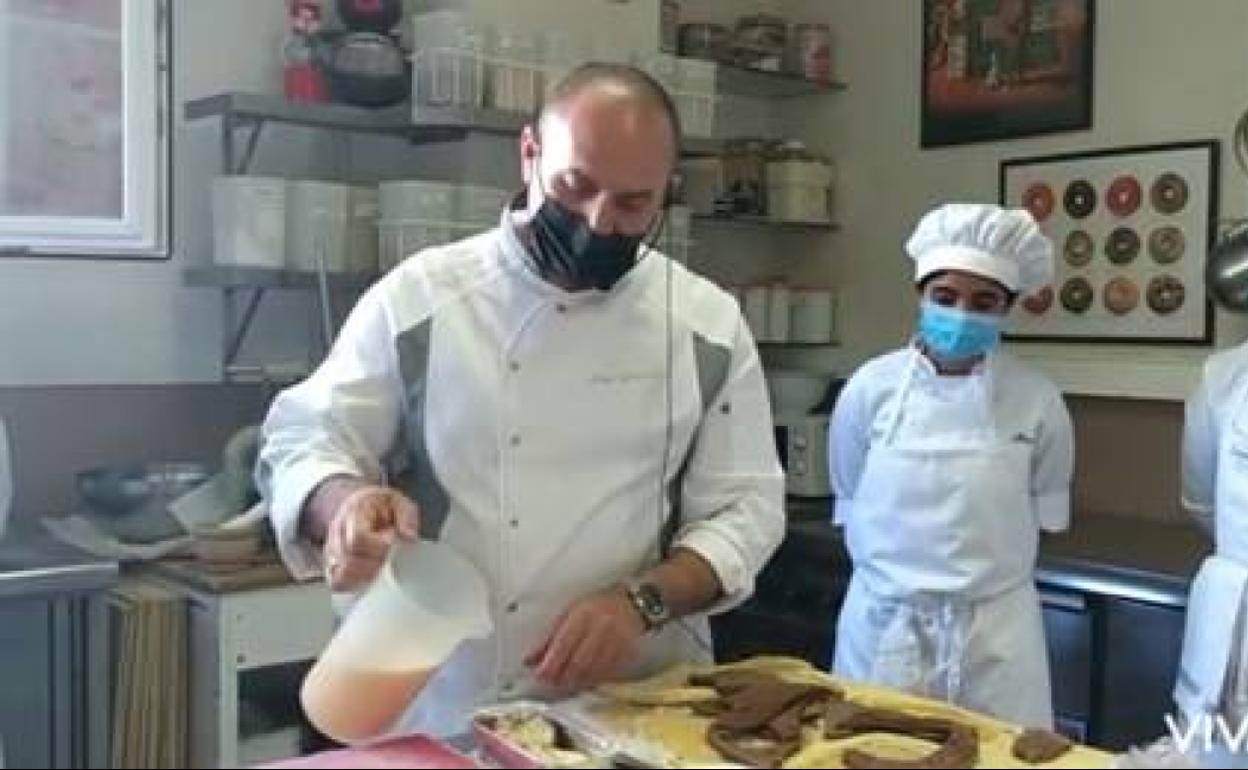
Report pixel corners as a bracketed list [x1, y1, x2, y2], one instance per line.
[721, 138, 771, 216]
[660, 0, 680, 54]
[733, 13, 787, 72]
[678, 22, 730, 62]
[792, 23, 833, 82]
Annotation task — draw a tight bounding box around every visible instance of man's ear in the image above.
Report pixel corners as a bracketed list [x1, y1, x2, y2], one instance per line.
[519, 124, 540, 185]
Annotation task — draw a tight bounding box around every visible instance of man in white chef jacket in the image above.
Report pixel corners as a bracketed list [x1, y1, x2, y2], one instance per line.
[257, 63, 785, 736]
[1178, 345, 1248, 767]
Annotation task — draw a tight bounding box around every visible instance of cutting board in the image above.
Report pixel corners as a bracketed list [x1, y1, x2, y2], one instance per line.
[255, 735, 477, 769]
[149, 556, 297, 593]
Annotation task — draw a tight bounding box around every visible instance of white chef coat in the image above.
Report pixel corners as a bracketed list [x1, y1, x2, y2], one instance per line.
[258, 209, 785, 736]
[830, 348, 1072, 532]
[828, 347, 1073, 727]
[1178, 343, 1248, 748]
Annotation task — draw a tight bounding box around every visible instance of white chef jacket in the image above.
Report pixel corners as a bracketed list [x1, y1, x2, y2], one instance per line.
[257, 209, 785, 736]
[829, 347, 1073, 534]
[1183, 344, 1248, 532]
[1178, 343, 1248, 734]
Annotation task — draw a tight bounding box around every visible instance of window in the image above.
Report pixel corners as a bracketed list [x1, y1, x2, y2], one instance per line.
[0, 0, 168, 257]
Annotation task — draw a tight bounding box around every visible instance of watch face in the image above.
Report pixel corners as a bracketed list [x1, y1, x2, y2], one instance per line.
[639, 583, 665, 614]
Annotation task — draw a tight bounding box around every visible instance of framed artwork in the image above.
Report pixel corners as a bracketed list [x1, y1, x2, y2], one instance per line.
[1000, 140, 1218, 344]
[922, 0, 1095, 148]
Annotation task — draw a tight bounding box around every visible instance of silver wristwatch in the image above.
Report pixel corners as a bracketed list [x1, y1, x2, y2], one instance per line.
[623, 578, 670, 631]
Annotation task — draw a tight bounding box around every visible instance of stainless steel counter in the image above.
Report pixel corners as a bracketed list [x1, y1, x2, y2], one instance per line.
[0, 520, 119, 600]
[784, 501, 1210, 608]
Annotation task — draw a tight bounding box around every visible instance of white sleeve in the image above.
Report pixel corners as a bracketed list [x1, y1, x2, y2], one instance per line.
[829, 372, 872, 526]
[256, 282, 405, 579]
[672, 319, 786, 614]
[1031, 388, 1074, 533]
[1182, 375, 1219, 532]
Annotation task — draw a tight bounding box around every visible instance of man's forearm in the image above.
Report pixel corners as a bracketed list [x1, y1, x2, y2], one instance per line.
[300, 475, 369, 544]
[640, 548, 724, 619]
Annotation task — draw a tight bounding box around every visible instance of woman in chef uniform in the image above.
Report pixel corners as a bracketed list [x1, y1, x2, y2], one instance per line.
[829, 203, 1074, 728]
[1177, 339, 1248, 767]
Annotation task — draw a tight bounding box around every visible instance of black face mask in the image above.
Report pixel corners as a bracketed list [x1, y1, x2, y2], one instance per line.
[527, 196, 647, 292]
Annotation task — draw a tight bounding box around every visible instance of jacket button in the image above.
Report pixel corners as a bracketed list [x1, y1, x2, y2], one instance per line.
[507, 601, 519, 613]
[556, 303, 568, 313]
[510, 435, 521, 447]
[509, 361, 520, 372]
[510, 518, 519, 528]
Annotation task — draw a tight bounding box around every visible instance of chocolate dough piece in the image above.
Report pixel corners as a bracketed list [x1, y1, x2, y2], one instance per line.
[708, 726, 802, 769]
[1011, 729, 1073, 764]
[824, 701, 980, 769]
[842, 724, 978, 770]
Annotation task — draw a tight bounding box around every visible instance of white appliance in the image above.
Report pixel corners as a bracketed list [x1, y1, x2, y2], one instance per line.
[773, 411, 832, 498]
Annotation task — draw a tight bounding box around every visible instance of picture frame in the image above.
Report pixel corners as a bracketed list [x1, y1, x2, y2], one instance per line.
[922, 0, 1095, 148]
[999, 140, 1219, 345]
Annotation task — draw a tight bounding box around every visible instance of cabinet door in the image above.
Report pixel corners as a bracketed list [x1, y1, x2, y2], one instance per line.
[1040, 586, 1093, 740]
[1099, 598, 1186, 751]
[0, 599, 53, 769]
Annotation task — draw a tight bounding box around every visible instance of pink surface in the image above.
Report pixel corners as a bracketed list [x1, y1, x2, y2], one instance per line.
[256, 735, 478, 769]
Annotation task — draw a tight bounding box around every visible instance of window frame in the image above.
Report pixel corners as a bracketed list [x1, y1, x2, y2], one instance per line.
[0, 0, 171, 260]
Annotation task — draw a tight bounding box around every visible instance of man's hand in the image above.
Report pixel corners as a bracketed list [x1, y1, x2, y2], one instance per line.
[319, 484, 419, 591]
[524, 588, 647, 692]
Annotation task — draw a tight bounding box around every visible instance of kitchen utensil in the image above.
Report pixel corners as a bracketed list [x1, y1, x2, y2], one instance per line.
[1208, 224, 1248, 312]
[77, 463, 211, 517]
[732, 14, 787, 72]
[336, 0, 402, 34]
[301, 539, 492, 744]
[326, 32, 409, 108]
[76, 463, 211, 545]
[168, 426, 260, 532]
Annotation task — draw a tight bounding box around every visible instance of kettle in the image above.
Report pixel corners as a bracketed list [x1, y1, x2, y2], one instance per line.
[1207, 223, 1248, 312]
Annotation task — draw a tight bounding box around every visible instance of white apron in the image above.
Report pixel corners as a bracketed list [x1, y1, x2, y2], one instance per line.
[1176, 375, 1248, 767]
[834, 352, 1053, 728]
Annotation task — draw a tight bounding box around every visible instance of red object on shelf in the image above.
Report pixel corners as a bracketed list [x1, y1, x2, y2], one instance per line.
[284, 60, 328, 103]
[256, 735, 478, 769]
[284, 0, 328, 103]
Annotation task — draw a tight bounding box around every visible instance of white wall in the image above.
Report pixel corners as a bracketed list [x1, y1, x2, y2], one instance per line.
[0, 0, 317, 386]
[762, 0, 1248, 399]
[0, 0, 675, 386]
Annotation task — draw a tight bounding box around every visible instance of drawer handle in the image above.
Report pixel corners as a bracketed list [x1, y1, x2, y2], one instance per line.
[1039, 590, 1087, 613]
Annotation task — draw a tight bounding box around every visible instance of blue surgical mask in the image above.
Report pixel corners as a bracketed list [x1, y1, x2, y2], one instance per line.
[917, 300, 1003, 362]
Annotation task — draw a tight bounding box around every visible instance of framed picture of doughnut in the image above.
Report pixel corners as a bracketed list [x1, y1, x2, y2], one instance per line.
[999, 140, 1218, 344]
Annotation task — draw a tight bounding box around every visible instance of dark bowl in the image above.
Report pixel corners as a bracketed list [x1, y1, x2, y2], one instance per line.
[76, 463, 212, 517]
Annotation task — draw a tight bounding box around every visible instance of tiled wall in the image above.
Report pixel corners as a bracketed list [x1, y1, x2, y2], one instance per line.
[0, 385, 1193, 527]
[0, 384, 270, 518]
[1068, 396, 1186, 526]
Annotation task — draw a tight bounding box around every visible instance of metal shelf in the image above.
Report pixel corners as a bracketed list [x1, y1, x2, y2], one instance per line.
[691, 213, 839, 233]
[759, 341, 839, 348]
[715, 64, 847, 99]
[186, 92, 729, 165]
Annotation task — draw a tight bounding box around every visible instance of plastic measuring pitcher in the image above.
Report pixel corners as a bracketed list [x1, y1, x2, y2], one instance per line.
[301, 539, 493, 743]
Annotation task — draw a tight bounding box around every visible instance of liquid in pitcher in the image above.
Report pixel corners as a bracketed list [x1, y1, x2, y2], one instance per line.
[301, 660, 433, 744]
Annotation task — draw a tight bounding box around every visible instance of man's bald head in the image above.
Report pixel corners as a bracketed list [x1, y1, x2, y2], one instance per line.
[536, 63, 681, 165]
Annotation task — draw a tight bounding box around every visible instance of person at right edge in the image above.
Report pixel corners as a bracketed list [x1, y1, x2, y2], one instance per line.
[1177, 326, 1248, 767]
[829, 203, 1074, 729]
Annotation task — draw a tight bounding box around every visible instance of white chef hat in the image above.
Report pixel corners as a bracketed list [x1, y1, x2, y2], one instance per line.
[906, 203, 1054, 294]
